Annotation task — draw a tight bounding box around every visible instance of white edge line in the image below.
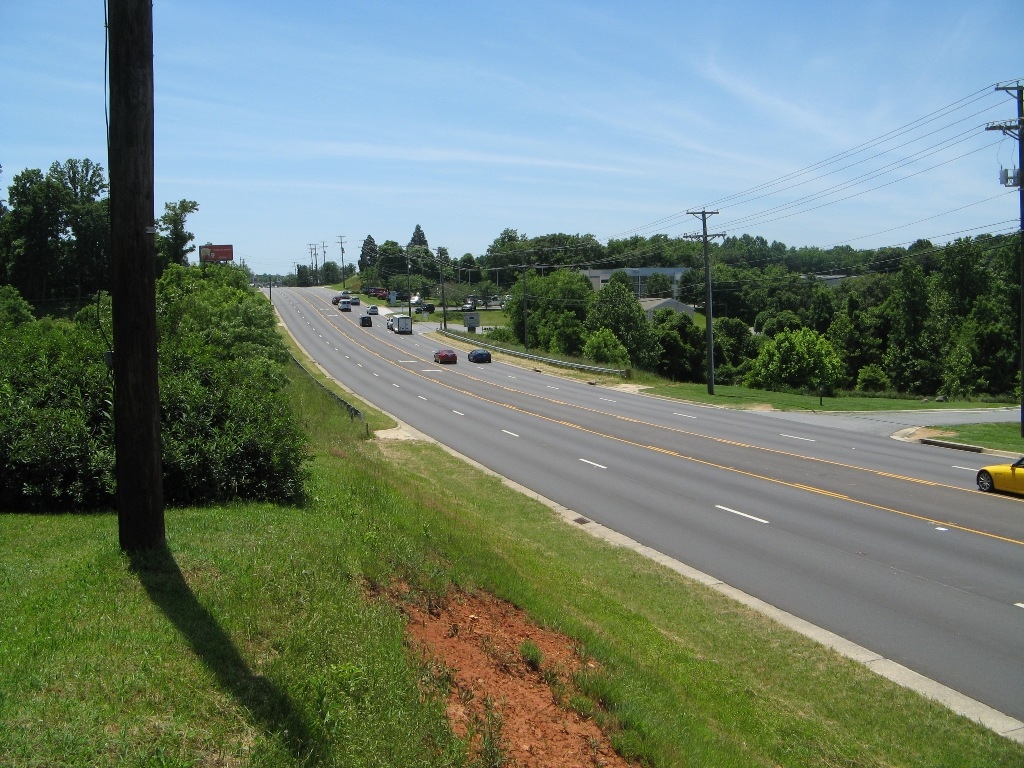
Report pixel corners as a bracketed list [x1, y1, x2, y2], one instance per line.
[716, 504, 770, 524]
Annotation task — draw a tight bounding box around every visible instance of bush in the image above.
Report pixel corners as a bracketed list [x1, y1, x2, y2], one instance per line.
[484, 325, 517, 345]
[0, 267, 307, 512]
[856, 364, 889, 393]
[583, 328, 630, 368]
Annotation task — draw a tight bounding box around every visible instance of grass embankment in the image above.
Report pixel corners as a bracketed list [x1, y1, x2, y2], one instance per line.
[3, 359, 1022, 766]
[927, 421, 1024, 454]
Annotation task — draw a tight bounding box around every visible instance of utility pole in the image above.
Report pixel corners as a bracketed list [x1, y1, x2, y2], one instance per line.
[986, 81, 1024, 436]
[108, 0, 165, 551]
[321, 241, 328, 283]
[337, 235, 347, 287]
[685, 210, 725, 395]
[438, 247, 448, 330]
[523, 268, 531, 352]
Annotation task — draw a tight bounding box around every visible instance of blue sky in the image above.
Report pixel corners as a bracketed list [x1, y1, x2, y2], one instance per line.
[2, 1, 1021, 275]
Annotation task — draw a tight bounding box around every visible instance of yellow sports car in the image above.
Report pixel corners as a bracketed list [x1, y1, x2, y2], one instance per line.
[976, 457, 1024, 494]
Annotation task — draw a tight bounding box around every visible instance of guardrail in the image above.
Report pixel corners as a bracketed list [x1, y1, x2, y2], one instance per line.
[289, 355, 368, 433]
[437, 330, 629, 377]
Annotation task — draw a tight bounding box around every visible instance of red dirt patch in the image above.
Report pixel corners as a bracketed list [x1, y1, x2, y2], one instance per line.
[396, 588, 634, 767]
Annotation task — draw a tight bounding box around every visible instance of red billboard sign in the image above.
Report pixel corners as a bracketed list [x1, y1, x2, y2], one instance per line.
[199, 244, 234, 262]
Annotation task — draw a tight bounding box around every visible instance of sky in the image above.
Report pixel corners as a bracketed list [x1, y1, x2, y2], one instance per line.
[2, 1, 1022, 276]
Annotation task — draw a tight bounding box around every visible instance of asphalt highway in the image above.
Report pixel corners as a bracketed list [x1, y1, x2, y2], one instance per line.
[272, 287, 1024, 724]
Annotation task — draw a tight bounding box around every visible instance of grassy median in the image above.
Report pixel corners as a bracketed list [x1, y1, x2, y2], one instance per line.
[1, 359, 1022, 766]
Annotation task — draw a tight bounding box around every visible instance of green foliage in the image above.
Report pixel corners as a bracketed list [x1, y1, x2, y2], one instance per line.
[0, 316, 115, 510]
[855, 364, 889, 393]
[155, 199, 199, 277]
[156, 265, 305, 505]
[582, 327, 630, 368]
[652, 309, 704, 382]
[746, 328, 843, 394]
[586, 276, 661, 369]
[761, 309, 803, 337]
[0, 284, 34, 328]
[0, 264, 306, 511]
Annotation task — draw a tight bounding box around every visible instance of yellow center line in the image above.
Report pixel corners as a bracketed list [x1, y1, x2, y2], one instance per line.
[285, 290, 1024, 547]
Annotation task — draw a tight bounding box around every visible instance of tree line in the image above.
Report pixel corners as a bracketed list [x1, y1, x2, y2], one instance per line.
[0, 159, 202, 307]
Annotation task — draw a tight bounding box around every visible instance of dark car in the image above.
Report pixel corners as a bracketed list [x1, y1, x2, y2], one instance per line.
[468, 349, 491, 363]
[359, 315, 372, 327]
[331, 295, 343, 305]
[433, 349, 457, 364]
[350, 296, 361, 305]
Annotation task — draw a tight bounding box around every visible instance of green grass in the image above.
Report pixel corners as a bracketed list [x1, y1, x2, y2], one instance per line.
[927, 421, 1024, 454]
[3, 353, 1023, 766]
[635, 378, 1014, 411]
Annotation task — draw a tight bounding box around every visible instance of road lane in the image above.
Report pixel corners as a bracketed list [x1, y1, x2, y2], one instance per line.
[273, 287, 1024, 720]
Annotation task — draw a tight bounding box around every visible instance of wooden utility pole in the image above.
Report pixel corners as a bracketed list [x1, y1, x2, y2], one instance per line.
[987, 82, 1024, 436]
[686, 210, 725, 395]
[108, 0, 165, 550]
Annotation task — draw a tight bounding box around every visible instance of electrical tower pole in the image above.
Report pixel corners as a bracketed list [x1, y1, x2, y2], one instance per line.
[321, 241, 328, 283]
[337, 235, 347, 287]
[987, 81, 1024, 436]
[686, 210, 725, 395]
[108, 0, 165, 551]
[438, 247, 448, 330]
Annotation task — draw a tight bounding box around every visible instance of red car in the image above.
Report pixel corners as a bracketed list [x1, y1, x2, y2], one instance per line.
[433, 349, 457, 364]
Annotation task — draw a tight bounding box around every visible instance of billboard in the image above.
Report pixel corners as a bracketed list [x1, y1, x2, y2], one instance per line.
[199, 244, 234, 262]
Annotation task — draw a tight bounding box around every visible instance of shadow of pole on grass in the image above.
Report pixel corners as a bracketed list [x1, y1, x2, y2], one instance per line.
[129, 545, 325, 764]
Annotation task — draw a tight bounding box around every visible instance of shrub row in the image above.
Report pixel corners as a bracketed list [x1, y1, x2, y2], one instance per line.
[0, 267, 307, 512]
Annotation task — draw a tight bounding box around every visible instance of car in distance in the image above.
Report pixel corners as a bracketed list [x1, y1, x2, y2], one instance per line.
[359, 315, 372, 327]
[460, 301, 476, 311]
[349, 295, 360, 305]
[386, 316, 394, 330]
[339, 299, 352, 311]
[467, 349, 491, 363]
[367, 305, 379, 315]
[433, 349, 457, 364]
[331, 295, 343, 305]
[977, 457, 1024, 494]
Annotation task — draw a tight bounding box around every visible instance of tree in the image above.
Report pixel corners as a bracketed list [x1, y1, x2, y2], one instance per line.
[0, 167, 70, 301]
[358, 235, 378, 273]
[408, 224, 428, 249]
[155, 199, 199, 276]
[746, 327, 843, 394]
[321, 260, 342, 284]
[0, 284, 34, 328]
[882, 260, 930, 393]
[644, 272, 672, 298]
[653, 308, 703, 381]
[585, 274, 661, 369]
[376, 240, 406, 287]
[582, 327, 629, 368]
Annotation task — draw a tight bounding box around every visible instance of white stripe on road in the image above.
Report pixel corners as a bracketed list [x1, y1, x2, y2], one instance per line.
[502, 430, 519, 437]
[780, 434, 815, 442]
[716, 504, 769, 524]
[579, 458, 607, 469]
